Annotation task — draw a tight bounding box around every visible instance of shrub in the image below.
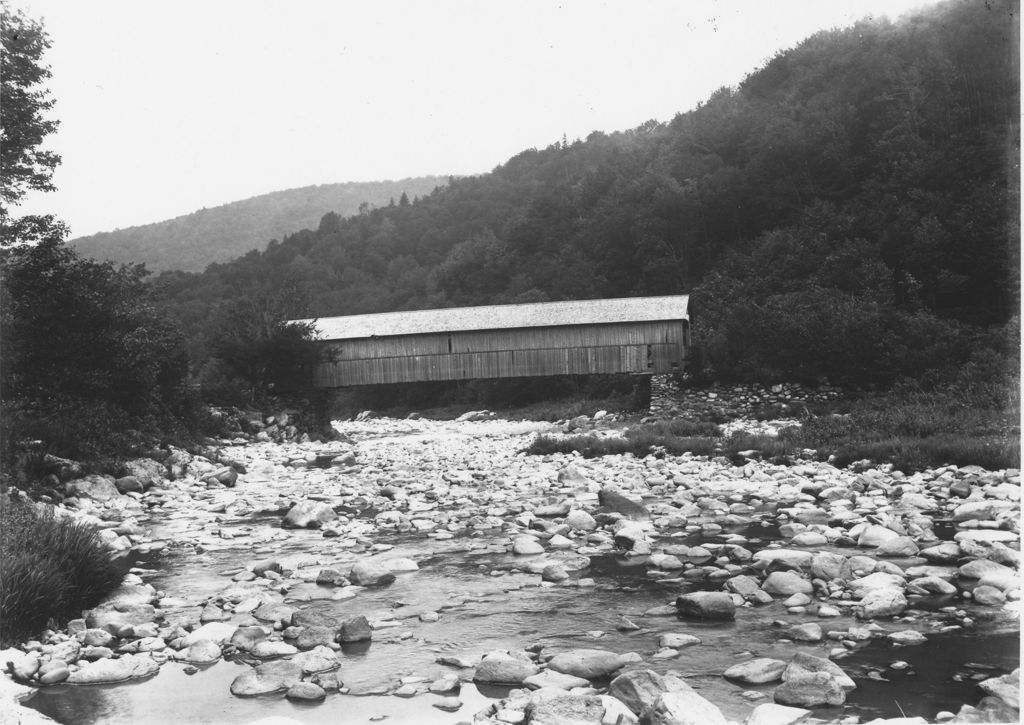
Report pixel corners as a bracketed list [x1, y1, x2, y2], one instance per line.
[0, 239, 190, 466]
[524, 434, 637, 458]
[0, 497, 123, 645]
[777, 376, 1020, 472]
[827, 436, 1020, 473]
[720, 433, 799, 463]
[524, 429, 722, 459]
[633, 419, 722, 438]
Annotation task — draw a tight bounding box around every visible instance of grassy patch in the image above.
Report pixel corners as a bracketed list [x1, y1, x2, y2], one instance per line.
[525, 434, 638, 458]
[630, 419, 723, 438]
[525, 375, 1019, 473]
[0, 498, 123, 646]
[524, 428, 722, 459]
[349, 391, 641, 423]
[824, 436, 1020, 473]
[779, 377, 1020, 472]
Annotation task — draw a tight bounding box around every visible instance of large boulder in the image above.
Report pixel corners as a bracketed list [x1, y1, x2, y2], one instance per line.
[959, 559, 1014, 580]
[183, 622, 238, 647]
[472, 651, 539, 685]
[782, 653, 856, 690]
[978, 668, 1020, 709]
[546, 649, 625, 679]
[349, 560, 396, 586]
[282, 500, 337, 529]
[122, 458, 166, 488]
[856, 524, 901, 548]
[230, 660, 303, 697]
[952, 500, 1015, 522]
[229, 627, 267, 652]
[527, 694, 605, 725]
[179, 640, 222, 665]
[810, 552, 847, 581]
[676, 592, 736, 620]
[645, 689, 729, 725]
[856, 589, 908, 619]
[612, 523, 650, 553]
[762, 571, 812, 596]
[565, 509, 598, 531]
[773, 672, 845, 707]
[202, 466, 238, 488]
[164, 448, 192, 479]
[295, 626, 336, 650]
[250, 641, 298, 659]
[920, 542, 962, 564]
[599, 487, 650, 520]
[607, 669, 693, 715]
[606, 667, 688, 712]
[523, 670, 591, 691]
[65, 475, 121, 502]
[285, 682, 326, 702]
[337, 615, 372, 643]
[114, 476, 144, 494]
[787, 623, 822, 642]
[724, 658, 787, 684]
[535, 501, 572, 517]
[726, 575, 774, 605]
[290, 647, 337, 675]
[252, 602, 296, 626]
[752, 549, 813, 570]
[744, 703, 812, 725]
[875, 536, 919, 557]
[908, 576, 957, 595]
[849, 572, 906, 598]
[512, 536, 545, 555]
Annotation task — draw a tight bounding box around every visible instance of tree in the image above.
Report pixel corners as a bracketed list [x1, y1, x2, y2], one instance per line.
[199, 285, 324, 404]
[0, 3, 61, 245]
[0, 6, 196, 464]
[0, 240, 191, 460]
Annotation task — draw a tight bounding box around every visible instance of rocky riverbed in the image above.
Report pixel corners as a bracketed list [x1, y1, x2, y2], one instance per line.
[2, 414, 1020, 725]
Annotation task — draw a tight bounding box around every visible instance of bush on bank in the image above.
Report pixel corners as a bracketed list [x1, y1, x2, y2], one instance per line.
[0, 496, 123, 646]
[526, 355, 1020, 473]
[0, 239, 192, 471]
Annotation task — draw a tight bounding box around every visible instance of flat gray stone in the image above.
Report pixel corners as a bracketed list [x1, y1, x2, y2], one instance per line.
[724, 658, 787, 684]
[546, 649, 625, 679]
[66, 654, 159, 684]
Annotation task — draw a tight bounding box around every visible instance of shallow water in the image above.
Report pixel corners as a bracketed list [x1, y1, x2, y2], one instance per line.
[26, 507, 1020, 725]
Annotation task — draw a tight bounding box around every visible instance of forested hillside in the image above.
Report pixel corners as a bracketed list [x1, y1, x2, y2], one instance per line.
[70, 177, 448, 272]
[156, 0, 1018, 392]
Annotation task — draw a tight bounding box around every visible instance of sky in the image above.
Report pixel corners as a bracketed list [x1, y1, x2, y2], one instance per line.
[12, 0, 942, 238]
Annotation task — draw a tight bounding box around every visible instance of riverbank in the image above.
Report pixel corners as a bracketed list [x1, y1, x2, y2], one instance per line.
[2, 413, 1019, 724]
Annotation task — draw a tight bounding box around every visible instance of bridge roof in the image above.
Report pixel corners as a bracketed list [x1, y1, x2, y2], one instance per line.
[296, 295, 688, 341]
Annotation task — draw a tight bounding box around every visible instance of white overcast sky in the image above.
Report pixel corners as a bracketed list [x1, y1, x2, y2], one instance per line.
[13, 0, 940, 238]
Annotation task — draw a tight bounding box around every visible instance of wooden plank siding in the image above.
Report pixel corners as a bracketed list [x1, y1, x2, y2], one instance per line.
[312, 320, 687, 387]
[322, 321, 682, 361]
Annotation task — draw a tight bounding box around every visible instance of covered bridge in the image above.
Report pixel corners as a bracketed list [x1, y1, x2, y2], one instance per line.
[296, 295, 689, 388]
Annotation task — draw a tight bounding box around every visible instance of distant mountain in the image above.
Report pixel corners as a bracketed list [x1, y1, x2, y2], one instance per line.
[69, 177, 450, 272]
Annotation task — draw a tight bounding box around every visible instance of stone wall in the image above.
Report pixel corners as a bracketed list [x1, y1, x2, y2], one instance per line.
[649, 375, 842, 419]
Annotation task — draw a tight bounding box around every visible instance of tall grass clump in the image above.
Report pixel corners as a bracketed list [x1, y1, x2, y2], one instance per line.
[0, 497, 123, 646]
[525, 434, 639, 458]
[779, 359, 1020, 472]
[524, 427, 722, 459]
